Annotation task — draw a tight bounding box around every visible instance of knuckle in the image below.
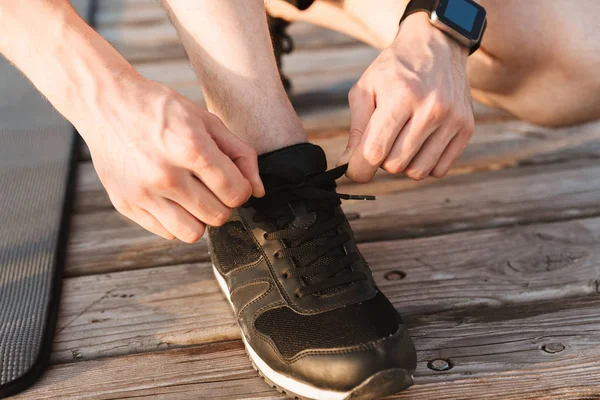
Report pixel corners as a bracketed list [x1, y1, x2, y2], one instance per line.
[348, 85, 367, 105]
[181, 226, 205, 244]
[405, 167, 428, 181]
[458, 125, 474, 142]
[382, 160, 406, 175]
[348, 128, 364, 141]
[243, 145, 257, 159]
[148, 170, 177, 191]
[430, 167, 448, 179]
[363, 141, 388, 165]
[130, 187, 151, 206]
[188, 148, 213, 171]
[111, 197, 130, 215]
[183, 231, 202, 244]
[224, 182, 252, 208]
[210, 208, 232, 227]
[463, 117, 475, 137]
[394, 81, 421, 103]
[182, 143, 203, 165]
[426, 97, 451, 122]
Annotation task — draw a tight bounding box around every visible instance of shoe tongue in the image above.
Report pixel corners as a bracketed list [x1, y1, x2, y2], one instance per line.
[258, 143, 327, 188]
[258, 144, 347, 295]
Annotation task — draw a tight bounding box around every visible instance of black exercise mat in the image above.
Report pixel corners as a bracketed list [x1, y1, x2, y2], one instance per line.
[0, 126, 77, 398]
[0, 2, 93, 396]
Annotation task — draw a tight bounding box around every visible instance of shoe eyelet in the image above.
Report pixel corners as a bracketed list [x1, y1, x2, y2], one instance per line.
[273, 252, 280, 259]
[282, 271, 289, 279]
[263, 232, 268, 240]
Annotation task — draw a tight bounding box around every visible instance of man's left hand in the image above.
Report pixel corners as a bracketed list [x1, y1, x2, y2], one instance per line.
[337, 13, 475, 182]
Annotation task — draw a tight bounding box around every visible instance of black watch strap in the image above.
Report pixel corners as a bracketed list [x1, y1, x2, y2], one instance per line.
[400, 0, 436, 24]
[400, 0, 483, 54]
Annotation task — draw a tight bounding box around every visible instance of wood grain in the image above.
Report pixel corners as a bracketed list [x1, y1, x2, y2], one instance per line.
[20, 294, 600, 399]
[66, 210, 209, 276]
[97, 15, 363, 62]
[44, 3, 600, 399]
[76, 119, 600, 212]
[56, 217, 600, 362]
[67, 157, 600, 276]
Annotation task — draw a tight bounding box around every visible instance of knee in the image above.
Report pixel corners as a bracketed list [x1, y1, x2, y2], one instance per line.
[469, 47, 600, 127]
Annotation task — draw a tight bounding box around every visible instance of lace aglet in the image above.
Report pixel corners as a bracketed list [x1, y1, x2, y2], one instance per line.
[341, 194, 376, 201]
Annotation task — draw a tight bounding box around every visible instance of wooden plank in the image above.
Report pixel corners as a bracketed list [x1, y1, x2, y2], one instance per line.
[20, 293, 600, 398]
[20, 352, 600, 399]
[56, 217, 600, 362]
[75, 120, 600, 212]
[97, 18, 362, 62]
[66, 210, 208, 276]
[67, 157, 600, 276]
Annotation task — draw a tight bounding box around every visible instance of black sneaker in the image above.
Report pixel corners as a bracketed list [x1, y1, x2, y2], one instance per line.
[208, 143, 416, 400]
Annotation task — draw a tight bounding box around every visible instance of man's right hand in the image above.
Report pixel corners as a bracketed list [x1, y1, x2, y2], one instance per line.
[83, 77, 265, 243]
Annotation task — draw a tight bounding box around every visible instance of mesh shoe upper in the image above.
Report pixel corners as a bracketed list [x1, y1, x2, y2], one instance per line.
[208, 143, 416, 385]
[255, 292, 400, 359]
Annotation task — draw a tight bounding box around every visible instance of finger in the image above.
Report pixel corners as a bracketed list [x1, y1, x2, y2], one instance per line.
[206, 116, 265, 198]
[404, 125, 458, 180]
[380, 109, 442, 175]
[123, 207, 175, 240]
[337, 86, 375, 166]
[189, 129, 253, 208]
[430, 129, 472, 178]
[347, 105, 411, 183]
[147, 197, 206, 243]
[166, 175, 232, 227]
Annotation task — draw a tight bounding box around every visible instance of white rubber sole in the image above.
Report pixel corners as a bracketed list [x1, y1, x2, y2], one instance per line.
[212, 265, 351, 400]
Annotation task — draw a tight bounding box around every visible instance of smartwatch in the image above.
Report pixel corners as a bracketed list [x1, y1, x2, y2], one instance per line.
[400, 0, 487, 54]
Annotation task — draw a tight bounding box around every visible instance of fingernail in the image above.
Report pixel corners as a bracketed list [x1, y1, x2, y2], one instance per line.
[336, 151, 350, 167]
[255, 179, 266, 198]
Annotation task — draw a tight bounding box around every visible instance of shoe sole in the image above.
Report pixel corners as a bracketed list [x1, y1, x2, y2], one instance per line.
[212, 265, 414, 400]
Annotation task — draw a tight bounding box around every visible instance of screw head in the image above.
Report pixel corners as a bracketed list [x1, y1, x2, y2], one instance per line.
[427, 358, 452, 371]
[384, 270, 406, 281]
[542, 343, 565, 354]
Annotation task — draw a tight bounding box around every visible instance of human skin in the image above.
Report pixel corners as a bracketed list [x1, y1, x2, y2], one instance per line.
[5, 0, 596, 242]
[0, 0, 264, 243]
[163, 0, 473, 183]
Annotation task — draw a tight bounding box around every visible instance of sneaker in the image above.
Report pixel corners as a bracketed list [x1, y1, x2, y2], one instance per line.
[208, 143, 416, 400]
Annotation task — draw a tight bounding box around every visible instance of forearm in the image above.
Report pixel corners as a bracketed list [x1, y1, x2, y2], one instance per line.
[0, 1, 140, 138]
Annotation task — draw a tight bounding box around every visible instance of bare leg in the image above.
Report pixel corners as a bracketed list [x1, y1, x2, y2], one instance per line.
[161, 0, 306, 154]
[268, 0, 600, 127]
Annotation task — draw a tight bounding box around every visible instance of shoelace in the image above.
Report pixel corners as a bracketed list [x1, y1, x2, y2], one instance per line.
[244, 164, 375, 298]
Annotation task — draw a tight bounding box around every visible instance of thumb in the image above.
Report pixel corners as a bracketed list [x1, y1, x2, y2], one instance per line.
[337, 128, 363, 166]
[337, 87, 374, 166]
[207, 116, 265, 198]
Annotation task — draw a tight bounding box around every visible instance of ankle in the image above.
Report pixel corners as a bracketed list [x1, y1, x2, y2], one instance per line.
[253, 119, 308, 155]
[223, 95, 308, 155]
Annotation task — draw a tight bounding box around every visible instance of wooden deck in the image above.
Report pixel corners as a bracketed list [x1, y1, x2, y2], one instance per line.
[12, 0, 600, 398]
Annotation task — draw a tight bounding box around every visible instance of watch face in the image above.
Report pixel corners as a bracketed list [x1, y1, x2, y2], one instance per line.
[435, 0, 486, 41]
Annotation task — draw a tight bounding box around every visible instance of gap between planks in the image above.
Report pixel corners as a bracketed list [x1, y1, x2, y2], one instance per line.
[66, 154, 600, 277]
[54, 216, 600, 365]
[18, 298, 600, 399]
[75, 119, 600, 212]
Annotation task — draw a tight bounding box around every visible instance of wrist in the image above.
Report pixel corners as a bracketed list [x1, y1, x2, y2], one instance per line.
[49, 11, 142, 128]
[393, 12, 469, 61]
